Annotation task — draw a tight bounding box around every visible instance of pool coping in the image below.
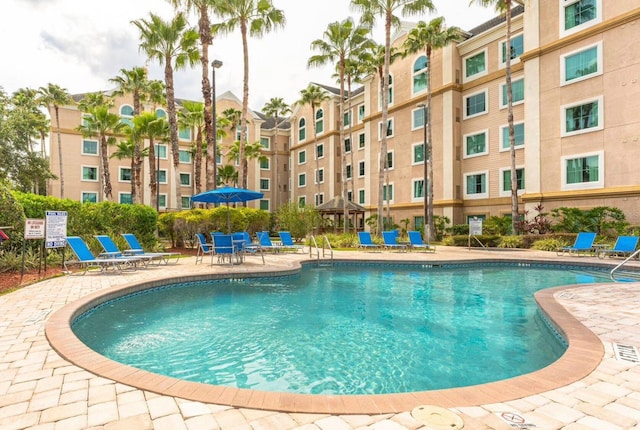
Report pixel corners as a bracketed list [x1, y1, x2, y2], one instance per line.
[45, 259, 607, 414]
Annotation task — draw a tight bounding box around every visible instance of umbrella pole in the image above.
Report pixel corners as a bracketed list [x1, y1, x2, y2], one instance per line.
[226, 202, 230, 233]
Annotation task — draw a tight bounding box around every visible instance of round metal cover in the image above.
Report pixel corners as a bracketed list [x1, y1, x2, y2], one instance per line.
[410, 405, 464, 430]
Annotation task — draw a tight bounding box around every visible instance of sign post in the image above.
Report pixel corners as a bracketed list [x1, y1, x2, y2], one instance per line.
[468, 217, 485, 250]
[23, 219, 46, 277]
[45, 211, 68, 272]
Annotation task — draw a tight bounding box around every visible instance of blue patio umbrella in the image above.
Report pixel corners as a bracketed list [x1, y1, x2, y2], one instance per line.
[190, 185, 264, 232]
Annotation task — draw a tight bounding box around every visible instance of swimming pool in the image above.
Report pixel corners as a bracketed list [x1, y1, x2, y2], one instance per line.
[71, 262, 614, 396]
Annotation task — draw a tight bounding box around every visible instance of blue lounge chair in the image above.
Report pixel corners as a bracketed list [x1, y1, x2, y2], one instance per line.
[65, 236, 137, 275]
[257, 231, 283, 253]
[211, 234, 241, 266]
[408, 231, 436, 253]
[121, 233, 181, 264]
[357, 232, 381, 251]
[382, 231, 407, 252]
[597, 236, 639, 259]
[278, 231, 304, 253]
[557, 232, 597, 256]
[195, 233, 214, 265]
[94, 235, 154, 267]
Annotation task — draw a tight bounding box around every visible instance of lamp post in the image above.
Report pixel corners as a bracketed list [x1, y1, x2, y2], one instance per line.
[156, 145, 160, 213]
[417, 102, 429, 241]
[211, 59, 223, 190]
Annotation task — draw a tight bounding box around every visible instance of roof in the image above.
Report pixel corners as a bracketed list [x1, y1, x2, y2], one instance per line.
[255, 111, 291, 130]
[467, 4, 525, 37]
[317, 196, 366, 213]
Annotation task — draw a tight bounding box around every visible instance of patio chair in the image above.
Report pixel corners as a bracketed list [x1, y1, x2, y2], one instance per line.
[257, 231, 283, 253]
[382, 231, 407, 252]
[94, 235, 154, 268]
[64, 236, 137, 275]
[195, 233, 214, 265]
[278, 231, 304, 253]
[556, 232, 597, 256]
[597, 236, 639, 259]
[121, 233, 181, 264]
[233, 232, 265, 264]
[212, 233, 241, 266]
[357, 232, 382, 252]
[408, 231, 436, 253]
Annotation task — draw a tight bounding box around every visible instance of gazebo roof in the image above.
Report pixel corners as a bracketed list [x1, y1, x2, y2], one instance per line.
[316, 196, 365, 214]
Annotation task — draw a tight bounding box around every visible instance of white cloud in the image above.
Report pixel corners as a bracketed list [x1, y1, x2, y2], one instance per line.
[0, 0, 497, 110]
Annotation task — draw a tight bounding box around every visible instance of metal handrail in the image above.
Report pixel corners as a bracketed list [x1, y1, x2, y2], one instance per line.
[309, 235, 333, 266]
[321, 235, 333, 264]
[610, 248, 640, 280]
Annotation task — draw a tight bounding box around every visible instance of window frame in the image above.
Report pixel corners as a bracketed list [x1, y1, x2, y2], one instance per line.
[180, 173, 191, 187]
[463, 129, 489, 159]
[119, 167, 132, 182]
[357, 104, 365, 123]
[316, 142, 324, 159]
[412, 55, 428, 95]
[561, 96, 603, 137]
[81, 192, 97, 203]
[499, 166, 525, 197]
[298, 117, 306, 142]
[81, 139, 98, 156]
[259, 199, 270, 211]
[178, 150, 192, 164]
[561, 0, 602, 37]
[157, 169, 168, 185]
[560, 41, 602, 86]
[561, 150, 604, 191]
[358, 132, 366, 150]
[298, 173, 306, 188]
[315, 108, 325, 135]
[119, 192, 133, 205]
[412, 107, 428, 130]
[260, 178, 270, 191]
[158, 194, 167, 209]
[358, 161, 365, 178]
[412, 178, 425, 201]
[260, 137, 270, 149]
[81, 165, 98, 182]
[500, 77, 525, 109]
[412, 142, 425, 165]
[315, 168, 325, 184]
[463, 49, 488, 82]
[464, 170, 489, 199]
[260, 158, 270, 170]
[382, 183, 394, 203]
[358, 188, 365, 205]
[464, 89, 488, 119]
[499, 121, 525, 151]
[298, 149, 307, 165]
[377, 118, 394, 140]
[498, 33, 524, 69]
[156, 144, 168, 159]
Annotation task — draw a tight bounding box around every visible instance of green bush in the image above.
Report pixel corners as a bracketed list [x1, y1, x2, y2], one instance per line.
[450, 224, 469, 235]
[498, 235, 524, 248]
[275, 202, 320, 241]
[532, 238, 569, 252]
[551, 206, 628, 236]
[484, 216, 513, 236]
[446, 234, 502, 247]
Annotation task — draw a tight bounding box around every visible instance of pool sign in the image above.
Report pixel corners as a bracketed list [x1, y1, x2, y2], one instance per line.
[469, 217, 483, 236]
[45, 211, 68, 249]
[24, 219, 45, 239]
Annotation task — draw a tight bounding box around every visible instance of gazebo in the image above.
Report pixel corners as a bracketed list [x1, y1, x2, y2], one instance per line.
[316, 196, 366, 233]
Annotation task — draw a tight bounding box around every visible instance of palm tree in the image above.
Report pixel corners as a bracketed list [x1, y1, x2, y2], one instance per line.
[167, 0, 217, 194]
[309, 18, 373, 233]
[177, 100, 205, 195]
[471, 0, 523, 233]
[402, 17, 463, 241]
[133, 12, 200, 210]
[217, 164, 238, 187]
[262, 97, 291, 209]
[351, 0, 436, 234]
[212, 0, 285, 189]
[37, 83, 73, 198]
[77, 92, 114, 112]
[110, 66, 151, 203]
[110, 135, 149, 203]
[133, 113, 170, 210]
[295, 84, 330, 205]
[77, 105, 127, 201]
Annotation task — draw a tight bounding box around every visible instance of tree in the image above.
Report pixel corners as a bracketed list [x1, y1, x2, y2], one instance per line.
[77, 105, 127, 201]
[133, 12, 200, 210]
[402, 17, 463, 241]
[177, 100, 205, 195]
[471, 0, 524, 233]
[110, 66, 151, 203]
[262, 97, 291, 209]
[37, 83, 73, 198]
[308, 18, 373, 234]
[212, 0, 286, 189]
[133, 113, 170, 210]
[217, 164, 238, 186]
[351, 0, 436, 234]
[295, 84, 330, 206]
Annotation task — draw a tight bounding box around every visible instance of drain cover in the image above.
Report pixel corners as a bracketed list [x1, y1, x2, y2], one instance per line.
[411, 405, 464, 429]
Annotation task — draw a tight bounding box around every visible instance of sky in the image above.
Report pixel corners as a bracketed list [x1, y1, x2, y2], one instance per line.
[0, 0, 498, 111]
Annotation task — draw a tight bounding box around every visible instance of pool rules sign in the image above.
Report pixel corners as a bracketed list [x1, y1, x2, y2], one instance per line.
[45, 211, 67, 249]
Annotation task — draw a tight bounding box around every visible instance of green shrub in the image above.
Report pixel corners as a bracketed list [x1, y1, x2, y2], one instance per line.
[484, 216, 513, 236]
[446, 234, 502, 247]
[498, 235, 524, 248]
[450, 224, 469, 235]
[275, 202, 320, 241]
[532, 238, 569, 251]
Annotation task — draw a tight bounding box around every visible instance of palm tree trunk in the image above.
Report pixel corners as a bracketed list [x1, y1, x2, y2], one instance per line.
[505, 1, 519, 233]
[273, 115, 279, 208]
[195, 127, 203, 194]
[149, 138, 157, 210]
[426, 48, 435, 242]
[239, 21, 250, 189]
[165, 60, 182, 210]
[199, 5, 215, 192]
[100, 135, 112, 200]
[377, 11, 392, 236]
[55, 107, 64, 198]
[347, 78, 356, 233]
[339, 64, 348, 234]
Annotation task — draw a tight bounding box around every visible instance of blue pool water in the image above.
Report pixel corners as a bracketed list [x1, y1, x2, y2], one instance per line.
[72, 263, 614, 395]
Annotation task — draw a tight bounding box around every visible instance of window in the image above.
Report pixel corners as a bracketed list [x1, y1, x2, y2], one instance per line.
[412, 107, 428, 130]
[259, 199, 270, 211]
[383, 184, 394, 202]
[82, 140, 98, 155]
[343, 111, 351, 127]
[260, 158, 270, 170]
[501, 122, 525, 150]
[298, 173, 306, 187]
[346, 164, 352, 179]
[181, 196, 191, 209]
[413, 55, 428, 94]
[563, 0, 600, 35]
[298, 196, 306, 206]
[344, 138, 351, 153]
[260, 178, 270, 190]
[298, 118, 306, 141]
[358, 133, 366, 149]
[81, 192, 97, 203]
[315, 194, 324, 206]
[358, 104, 365, 122]
[119, 193, 133, 205]
[501, 78, 524, 108]
[180, 173, 191, 186]
[562, 151, 603, 189]
[413, 143, 425, 164]
[358, 161, 365, 177]
[500, 33, 524, 66]
[120, 105, 134, 126]
[347, 191, 352, 202]
[179, 150, 192, 163]
[178, 127, 191, 140]
[358, 189, 365, 205]
[386, 151, 394, 170]
[82, 166, 98, 181]
[158, 194, 167, 209]
[562, 97, 602, 136]
[413, 179, 425, 199]
[414, 216, 425, 230]
[464, 130, 488, 157]
[315, 168, 324, 184]
[464, 171, 488, 198]
[562, 43, 601, 85]
[315, 109, 324, 134]
[157, 170, 167, 184]
[465, 90, 487, 118]
[378, 74, 394, 108]
[156, 109, 166, 118]
[501, 168, 525, 196]
[156, 144, 168, 159]
[298, 150, 306, 164]
[378, 118, 394, 140]
[260, 137, 270, 149]
[464, 50, 487, 80]
[316, 143, 324, 159]
[119, 168, 132, 182]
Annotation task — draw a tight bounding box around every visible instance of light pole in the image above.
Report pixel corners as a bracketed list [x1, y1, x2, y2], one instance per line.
[156, 145, 160, 213]
[211, 59, 223, 190]
[417, 103, 429, 241]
